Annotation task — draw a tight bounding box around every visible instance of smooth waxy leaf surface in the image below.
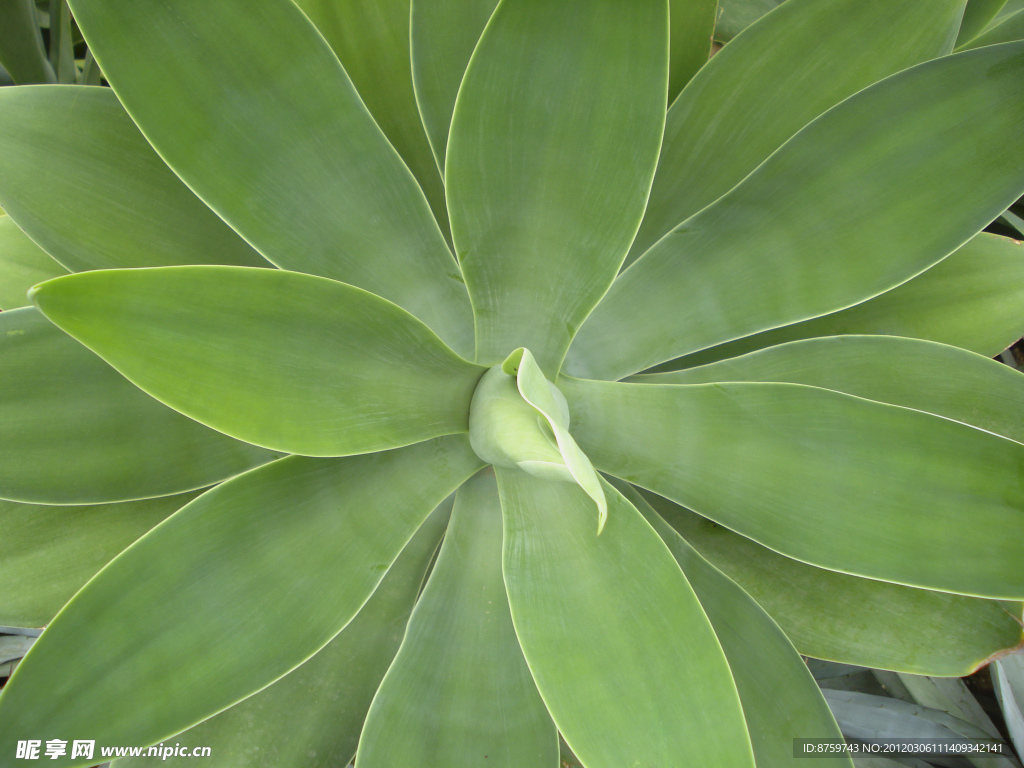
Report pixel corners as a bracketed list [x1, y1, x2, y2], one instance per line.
[626, 0, 966, 266]
[0, 494, 195, 628]
[0, 216, 67, 309]
[622, 485, 853, 768]
[666, 0, 717, 104]
[114, 499, 454, 768]
[562, 377, 1024, 598]
[68, 0, 473, 354]
[498, 470, 755, 768]
[570, 43, 1024, 380]
[31, 268, 484, 457]
[959, 5, 1024, 48]
[358, 472, 557, 768]
[958, 0, 1009, 45]
[648, 493, 1024, 676]
[639, 336, 1024, 444]
[0, 0, 54, 83]
[0, 308, 277, 504]
[411, 0, 498, 171]
[658, 233, 1024, 370]
[714, 0, 781, 41]
[294, 0, 451, 243]
[0, 437, 483, 767]
[447, 0, 669, 374]
[0, 87, 268, 272]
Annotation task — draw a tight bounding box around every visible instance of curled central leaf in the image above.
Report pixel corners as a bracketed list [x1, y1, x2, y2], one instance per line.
[469, 348, 607, 533]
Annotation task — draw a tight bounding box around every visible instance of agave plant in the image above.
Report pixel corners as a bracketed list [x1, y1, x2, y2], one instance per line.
[2, 0, 1024, 766]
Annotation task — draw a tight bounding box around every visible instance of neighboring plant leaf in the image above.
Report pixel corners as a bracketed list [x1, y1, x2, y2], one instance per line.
[0, 493, 196, 628]
[30, 268, 485, 458]
[957, 0, 1009, 46]
[0, 216, 67, 310]
[114, 497, 455, 768]
[0, 635, 34, 665]
[497, 470, 756, 768]
[627, 0, 966, 267]
[655, 233, 1024, 370]
[637, 336, 1024, 444]
[562, 377, 1024, 599]
[293, 0, 452, 244]
[47, 0, 74, 83]
[67, 0, 474, 355]
[0, 0, 55, 83]
[888, 674, 1002, 740]
[994, 654, 1024, 758]
[714, 0, 782, 42]
[0, 308, 278, 505]
[0, 437, 483, 767]
[410, 0, 497, 172]
[667, 0, 718, 104]
[569, 43, 1024, 380]
[446, 0, 669, 374]
[0, 87, 269, 272]
[621, 483, 853, 768]
[958, 6, 1024, 48]
[823, 690, 1018, 768]
[357, 472, 557, 768]
[648, 492, 1024, 676]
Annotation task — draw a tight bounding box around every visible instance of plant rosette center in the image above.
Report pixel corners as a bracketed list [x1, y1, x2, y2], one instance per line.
[468, 348, 607, 532]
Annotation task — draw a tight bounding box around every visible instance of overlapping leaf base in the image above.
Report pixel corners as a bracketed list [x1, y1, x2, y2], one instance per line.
[1, 0, 1024, 766]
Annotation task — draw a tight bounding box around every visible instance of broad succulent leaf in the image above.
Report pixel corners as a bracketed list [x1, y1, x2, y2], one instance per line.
[638, 335, 1024, 444]
[649, 493, 1024, 676]
[0, 0, 53, 83]
[0, 216, 66, 309]
[67, 0, 474, 355]
[498, 470, 756, 768]
[569, 42, 1024, 380]
[357, 472, 557, 767]
[113, 499, 455, 768]
[1, 0, 1024, 764]
[627, 0, 968, 267]
[0, 307, 278, 504]
[30, 267, 484, 457]
[0, 493, 196, 628]
[0, 87, 270, 272]
[0, 438, 482, 760]
[447, 0, 668, 374]
[959, 5, 1024, 49]
[622, 484, 854, 768]
[659, 232, 1024, 370]
[563, 377, 1024, 598]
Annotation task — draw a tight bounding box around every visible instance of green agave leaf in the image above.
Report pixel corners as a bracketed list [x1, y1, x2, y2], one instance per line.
[714, 0, 781, 41]
[0, 493, 195, 629]
[0, 307, 277, 505]
[293, 0, 451, 244]
[824, 691, 1017, 768]
[957, 0, 1009, 46]
[0, 87, 268, 273]
[30, 267, 484, 458]
[0, 0, 54, 83]
[114, 497, 454, 768]
[497, 469, 755, 768]
[358, 471, 557, 768]
[959, 5, 1024, 48]
[994, 654, 1024, 758]
[0, 216, 67, 310]
[410, 0, 497, 173]
[667, 0, 718, 104]
[656, 233, 1024, 371]
[562, 377, 1024, 599]
[638, 336, 1024, 444]
[68, 0, 473, 355]
[620, 483, 853, 768]
[446, 0, 669, 374]
[626, 0, 966, 267]
[0, 437, 483, 767]
[648, 493, 1024, 676]
[570, 42, 1024, 381]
